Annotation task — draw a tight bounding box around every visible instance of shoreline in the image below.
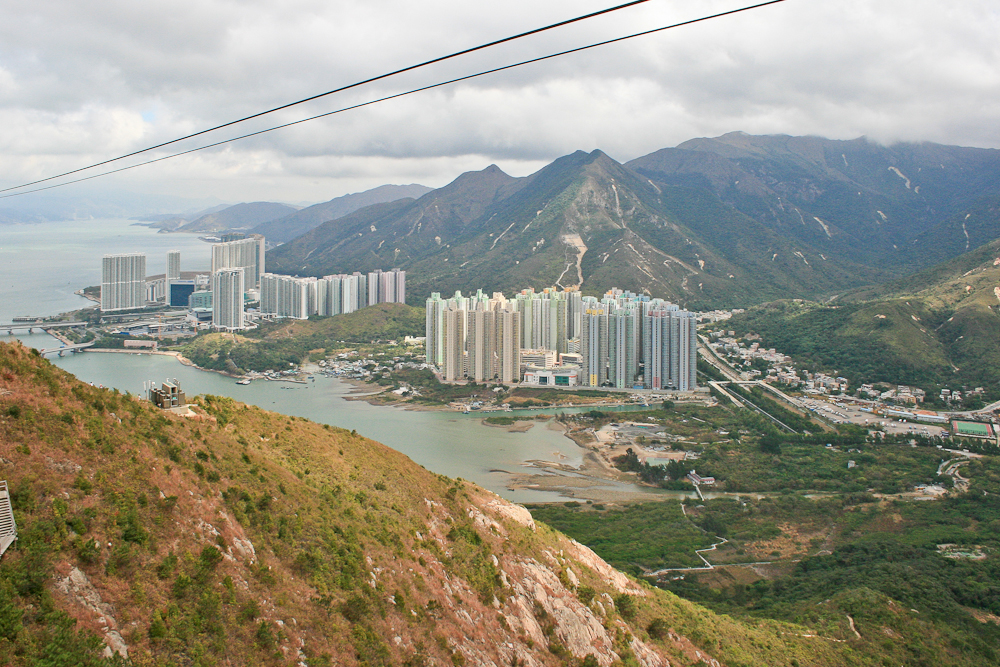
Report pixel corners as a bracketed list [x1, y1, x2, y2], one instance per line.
[73, 345, 692, 504]
[83, 348, 243, 379]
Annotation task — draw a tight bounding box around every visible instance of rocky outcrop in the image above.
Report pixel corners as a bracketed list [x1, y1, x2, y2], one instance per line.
[55, 566, 128, 660]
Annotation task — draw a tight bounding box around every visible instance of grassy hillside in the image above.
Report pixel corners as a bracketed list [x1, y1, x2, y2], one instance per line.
[181, 303, 424, 373]
[0, 340, 929, 667]
[728, 236, 1000, 395]
[528, 402, 1000, 667]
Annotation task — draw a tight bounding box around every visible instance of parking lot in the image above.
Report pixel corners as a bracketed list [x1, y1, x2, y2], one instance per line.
[800, 397, 951, 437]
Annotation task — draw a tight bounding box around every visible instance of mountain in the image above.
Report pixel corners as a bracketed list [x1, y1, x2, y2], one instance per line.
[177, 201, 300, 233]
[267, 149, 886, 309]
[627, 132, 1000, 271]
[253, 184, 433, 243]
[0, 340, 936, 667]
[727, 237, 1000, 395]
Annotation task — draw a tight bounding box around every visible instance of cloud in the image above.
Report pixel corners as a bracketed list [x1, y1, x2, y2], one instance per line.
[1, 0, 998, 205]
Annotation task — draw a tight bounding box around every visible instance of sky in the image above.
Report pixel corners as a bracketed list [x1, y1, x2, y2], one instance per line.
[1, 0, 998, 209]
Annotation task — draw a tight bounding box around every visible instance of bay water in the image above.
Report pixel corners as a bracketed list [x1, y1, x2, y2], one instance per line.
[0, 220, 657, 502]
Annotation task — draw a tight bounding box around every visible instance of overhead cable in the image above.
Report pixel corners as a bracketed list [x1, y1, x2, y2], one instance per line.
[1, 0, 788, 199]
[1, 0, 656, 194]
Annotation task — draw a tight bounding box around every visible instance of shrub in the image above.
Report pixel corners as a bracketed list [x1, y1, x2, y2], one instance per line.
[72, 473, 93, 494]
[647, 618, 668, 640]
[614, 594, 636, 620]
[77, 538, 100, 565]
[148, 612, 168, 640]
[341, 595, 371, 623]
[199, 546, 223, 571]
[156, 553, 178, 579]
[255, 621, 275, 648]
[0, 586, 23, 641]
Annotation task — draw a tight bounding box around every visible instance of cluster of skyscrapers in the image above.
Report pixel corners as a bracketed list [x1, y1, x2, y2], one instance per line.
[100, 235, 405, 332]
[426, 287, 697, 391]
[426, 291, 522, 384]
[260, 268, 405, 320]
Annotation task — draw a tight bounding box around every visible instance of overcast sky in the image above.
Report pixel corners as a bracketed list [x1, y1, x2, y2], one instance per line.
[1, 0, 998, 207]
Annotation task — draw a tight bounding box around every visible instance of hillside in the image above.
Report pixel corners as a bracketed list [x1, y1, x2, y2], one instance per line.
[178, 202, 300, 233]
[181, 302, 424, 373]
[267, 149, 885, 310]
[0, 340, 935, 666]
[628, 133, 1000, 271]
[727, 238, 1000, 395]
[254, 184, 433, 244]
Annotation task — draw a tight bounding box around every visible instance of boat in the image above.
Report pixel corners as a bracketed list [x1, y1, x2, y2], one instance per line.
[236, 379, 251, 385]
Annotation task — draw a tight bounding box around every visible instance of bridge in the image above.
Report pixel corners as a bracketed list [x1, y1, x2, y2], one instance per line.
[0, 321, 88, 335]
[37, 341, 94, 356]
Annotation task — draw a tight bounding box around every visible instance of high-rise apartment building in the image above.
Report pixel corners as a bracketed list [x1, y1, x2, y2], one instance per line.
[212, 268, 245, 330]
[425, 292, 447, 367]
[260, 271, 377, 320]
[442, 306, 466, 382]
[580, 303, 609, 387]
[465, 307, 493, 382]
[367, 268, 406, 305]
[211, 236, 265, 288]
[101, 253, 146, 311]
[609, 304, 639, 389]
[494, 303, 521, 384]
[643, 303, 697, 391]
[166, 250, 181, 281]
[426, 290, 521, 384]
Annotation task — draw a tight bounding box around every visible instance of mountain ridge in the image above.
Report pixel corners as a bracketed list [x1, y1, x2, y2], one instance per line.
[267, 143, 893, 308]
[253, 184, 433, 243]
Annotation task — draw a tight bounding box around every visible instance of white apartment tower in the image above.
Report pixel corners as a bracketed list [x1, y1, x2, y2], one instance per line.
[212, 268, 246, 330]
[367, 268, 407, 305]
[211, 236, 265, 288]
[166, 250, 181, 281]
[425, 292, 447, 367]
[442, 306, 466, 382]
[101, 253, 146, 312]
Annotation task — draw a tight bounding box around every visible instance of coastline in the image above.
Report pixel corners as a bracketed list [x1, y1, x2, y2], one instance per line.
[79, 346, 683, 503]
[83, 348, 243, 379]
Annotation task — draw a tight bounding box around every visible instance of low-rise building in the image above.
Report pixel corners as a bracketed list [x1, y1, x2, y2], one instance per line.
[522, 365, 580, 387]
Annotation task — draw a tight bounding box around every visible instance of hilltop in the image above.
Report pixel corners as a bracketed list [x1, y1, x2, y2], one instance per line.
[254, 184, 433, 244]
[178, 202, 300, 234]
[180, 302, 424, 374]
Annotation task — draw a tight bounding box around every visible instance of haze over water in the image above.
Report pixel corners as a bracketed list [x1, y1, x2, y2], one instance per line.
[0, 219, 211, 323]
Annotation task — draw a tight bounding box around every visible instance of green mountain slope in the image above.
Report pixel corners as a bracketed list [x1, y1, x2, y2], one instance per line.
[729, 237, 1000, 394]
[253, 184, 433, 244]
[268, 149, 885, 309]
[628, 133, 1000, 271]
